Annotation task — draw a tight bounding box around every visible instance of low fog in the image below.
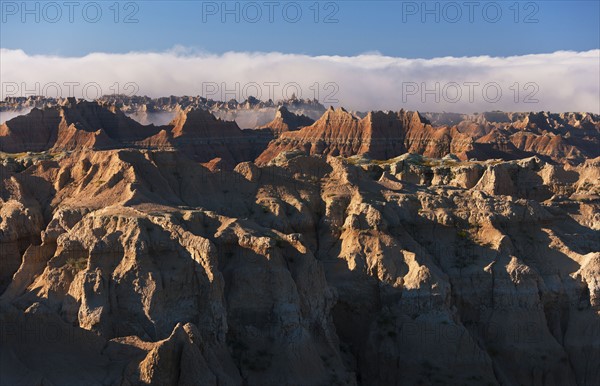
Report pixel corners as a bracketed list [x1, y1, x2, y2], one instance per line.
[1, 49, 598, 113]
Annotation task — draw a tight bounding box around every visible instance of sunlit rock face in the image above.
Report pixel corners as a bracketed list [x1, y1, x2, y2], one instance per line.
[0, 97, 599, 385]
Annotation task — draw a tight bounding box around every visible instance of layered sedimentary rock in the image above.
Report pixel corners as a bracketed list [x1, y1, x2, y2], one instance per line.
[259, 106, 314, 136]
[256, 108, 415, 163]
[1, 95, 327, 128]
[141, 107, 271, 165]
[257, 108, 600, 165]
[1, 146, 598, 385]
[1, 96, 599, 384]
[429, 111, 600, 163]
[0, 98, 161, 152]
[3, 97, 598, 164]
[0, 100, 272, 167]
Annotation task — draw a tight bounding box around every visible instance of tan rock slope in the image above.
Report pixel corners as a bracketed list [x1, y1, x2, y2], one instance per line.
[0, 100, 273, 167]
[257, 108, 600, 165]
[1, 95, 328, 129]
[3, 99, 598, 166]
[0, 98, 161, 152]
[256, 108, 417, 163]
[140, 106, 270, 165]
[1, 144, 599, 385]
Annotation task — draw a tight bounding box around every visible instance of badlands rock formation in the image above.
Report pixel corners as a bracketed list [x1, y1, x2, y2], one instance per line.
[0, 99, 272, 167]
[1, 148, 599, 385]
[258, 108, 600, 165]
[140, 106, 271, 166]
[259, 106, 315, 136]
[426, 111, 600, 163]
[256, 108, 426, 163]
[1, 95, 327, 129]
[0, 97, 599, 385]
[3, 97, 598, 164]
[0, 98, 162, 152]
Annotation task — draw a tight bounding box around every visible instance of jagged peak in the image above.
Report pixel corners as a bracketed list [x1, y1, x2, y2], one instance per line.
[320, 106, 355, 119]
[275, 105, 290, 117]
[58, 97, 78, 107]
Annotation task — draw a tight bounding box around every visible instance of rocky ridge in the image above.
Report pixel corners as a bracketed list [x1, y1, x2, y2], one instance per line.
[0, 145, 599, 385]
[258, 108, 600, 165]
[1, 95, 327, 129]
[0, 99, 273, 167]
[259, 106, 315, 136]
[3, 97, 598, 165]
[0, 96, 599, 385]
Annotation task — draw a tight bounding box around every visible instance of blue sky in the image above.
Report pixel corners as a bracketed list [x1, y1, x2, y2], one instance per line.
[1, 1, 599, 113]
[1, 1, 599, 57]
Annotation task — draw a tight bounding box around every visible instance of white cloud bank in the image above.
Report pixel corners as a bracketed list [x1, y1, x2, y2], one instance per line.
[1, 48, 598, 113]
